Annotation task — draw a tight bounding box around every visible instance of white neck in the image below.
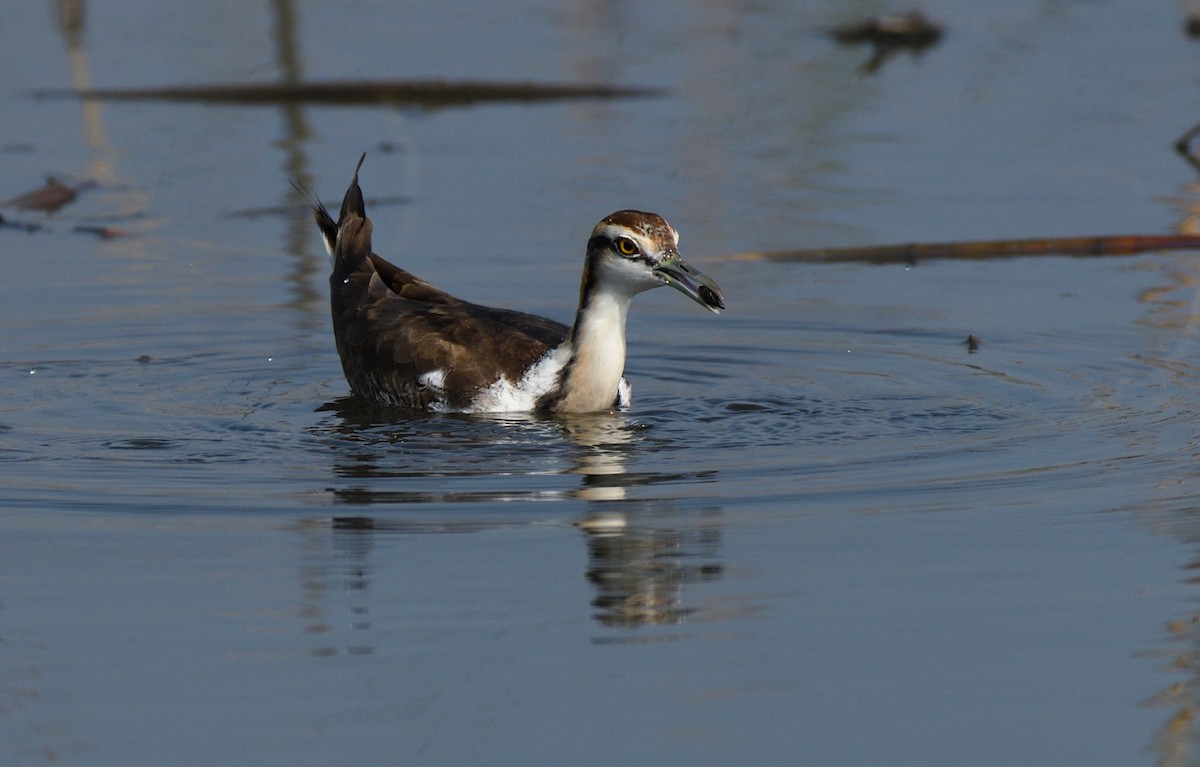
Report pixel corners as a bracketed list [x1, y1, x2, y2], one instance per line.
[554, 287, 631, 412]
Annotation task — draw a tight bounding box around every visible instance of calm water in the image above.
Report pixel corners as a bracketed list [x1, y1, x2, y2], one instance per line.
[5, 1, 1200, 765]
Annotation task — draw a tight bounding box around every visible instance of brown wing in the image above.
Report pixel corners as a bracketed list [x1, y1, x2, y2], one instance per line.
[365, 252, 568, 347]
[325, 160, 568, 409]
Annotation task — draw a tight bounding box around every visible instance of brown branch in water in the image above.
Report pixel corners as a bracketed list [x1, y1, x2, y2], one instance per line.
[719, 234, 1200, 266]
[33, 79, 663, 108]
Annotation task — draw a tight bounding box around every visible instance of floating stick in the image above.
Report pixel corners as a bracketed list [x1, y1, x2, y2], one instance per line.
[34, 79, 662, 108]
[721, 234, 1200, 265]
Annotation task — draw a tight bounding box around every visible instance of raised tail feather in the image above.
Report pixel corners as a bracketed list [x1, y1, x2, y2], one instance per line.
[337, 152, 367, 228]
[327, 152, 371, 275]
[300, 151, 367, 261]
[333, 215, 374, 277]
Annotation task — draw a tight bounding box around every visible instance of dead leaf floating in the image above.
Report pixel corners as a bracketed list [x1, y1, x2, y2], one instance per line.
[1, 177, 95, 213]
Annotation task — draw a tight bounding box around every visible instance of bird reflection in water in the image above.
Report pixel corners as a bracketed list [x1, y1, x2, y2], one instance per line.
[1144, 555, 1200, 767]
[562, 414, 724, 628]
[581, 514, 722, 628]
[294, 515, 376, 658]
[311, 403, 724, 630]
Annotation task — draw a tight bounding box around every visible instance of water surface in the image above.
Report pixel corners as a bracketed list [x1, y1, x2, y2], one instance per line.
[5, 1, 1200, 765]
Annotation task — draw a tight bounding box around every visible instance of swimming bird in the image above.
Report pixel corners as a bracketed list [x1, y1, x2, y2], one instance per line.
[311, 155, 724, 414]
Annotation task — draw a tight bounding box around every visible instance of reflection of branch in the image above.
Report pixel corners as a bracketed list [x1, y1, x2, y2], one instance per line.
[269, 0, 323, 319]
[54, 0, 116, 184]
[53, 0, 84, 46]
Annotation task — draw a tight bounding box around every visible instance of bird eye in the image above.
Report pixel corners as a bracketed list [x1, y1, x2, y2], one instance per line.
[615, 237, 639, 257]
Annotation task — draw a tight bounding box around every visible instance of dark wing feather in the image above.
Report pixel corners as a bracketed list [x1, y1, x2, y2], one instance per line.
[324, 157, 568, 408]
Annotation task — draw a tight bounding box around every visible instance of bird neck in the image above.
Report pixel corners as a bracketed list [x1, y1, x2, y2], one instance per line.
[554, 283, 632, 413]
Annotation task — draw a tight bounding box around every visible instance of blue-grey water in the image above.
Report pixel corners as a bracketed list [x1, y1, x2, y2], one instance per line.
[5, 1, 1200, 765]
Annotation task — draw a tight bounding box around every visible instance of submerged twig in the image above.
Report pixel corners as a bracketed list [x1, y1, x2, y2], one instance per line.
[720, 234, 1200, 266]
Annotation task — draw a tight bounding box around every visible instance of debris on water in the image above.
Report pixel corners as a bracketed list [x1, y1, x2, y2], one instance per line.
[1, 177, 96, 213]
[831, 11, 944, 74]
[73, 224, 128, 239]
[0, 213, 48, 233]
[136, 355, 152, 364]
[1187, 12, 1200, 38]
[965, 334, 981, 353]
